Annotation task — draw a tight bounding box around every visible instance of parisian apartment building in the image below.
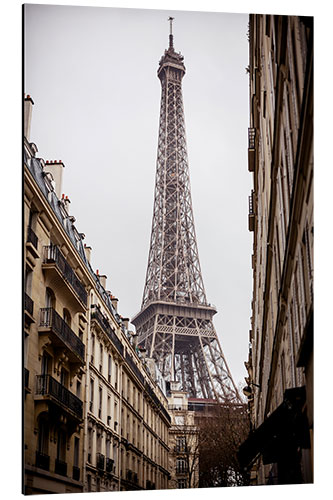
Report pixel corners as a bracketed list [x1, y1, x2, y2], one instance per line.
[23, 96, 172, 494]
[239, 14, 313, 485]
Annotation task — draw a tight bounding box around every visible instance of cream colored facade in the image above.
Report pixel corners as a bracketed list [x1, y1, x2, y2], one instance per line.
[239, 15, 313, 485]
[24, 96, 171, 494]
[85, 291, 171, 492]
[167, 383, 199, 489]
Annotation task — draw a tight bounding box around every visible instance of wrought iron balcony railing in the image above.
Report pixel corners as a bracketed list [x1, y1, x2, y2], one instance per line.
[35, 374, 83, 419]
[27, 226, 38, 250]
[24, 292, 34, 317]
[35, 451, 50, 471]
[72, 466, 80, 481]
[248, 128, 256, 172]
[43, 245, 87, 306]
[39, 307, 85, 362]
[248, 127, 256, 149]
[96, 453, 105, 470]
[25, 368, 29, 389]
[174, 445, 189, 453]
[249, 190, 254, 215]
[91, 307, 124, 356]
[106, 457, 114, 473]
[55, 458, 67, 476]
[176, 466, 188, 474]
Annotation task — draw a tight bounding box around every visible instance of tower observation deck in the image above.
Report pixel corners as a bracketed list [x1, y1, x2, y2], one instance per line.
[132, 19, 239, 401]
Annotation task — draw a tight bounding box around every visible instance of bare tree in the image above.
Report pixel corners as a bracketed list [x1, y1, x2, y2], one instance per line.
[197, 393, 250, 487]
[169, 411, 200, 489]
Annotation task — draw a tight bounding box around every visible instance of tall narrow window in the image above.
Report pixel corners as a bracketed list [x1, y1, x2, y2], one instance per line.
[99, 343, 103, 373]
[99, 386, 103, 419]
[41, 352, 51, 375]
[91, 334, 95, 364]
[57, 429, 67, 463]
[76, 380, 81, 398]
[108, 354, 112, 383]
[115, 364, 118, 390]
[60, 368, 68, 388]
[90, 378, 94, 412]
[74, 437, 80, 468]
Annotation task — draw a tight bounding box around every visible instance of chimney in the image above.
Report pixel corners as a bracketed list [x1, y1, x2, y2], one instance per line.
[44, 160, 65, 199]
[99, 274, 107, 289]
[84, 245, 92, 263]
[122, 318, 129, 329]
[24, 94, 34, 141]
[111, 297, 118, 312]
[64, 195, 71, 214]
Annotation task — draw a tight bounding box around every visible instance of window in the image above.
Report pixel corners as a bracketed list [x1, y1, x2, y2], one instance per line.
[91, 334, 95, 364]
[38, 416, 49, 455]
[74, 437, 80, 468]
[106, 438, 110, 459]
[108, 355, 112, 383]
[90, 378, 94, 412]
[45, 287, 55, 309]
[57, 429, 66, 462]
[76, 380, 81, 398]
[99, 386, 103, 419]
[115, 364, 118, 390]
[177, 479, 187, 489]
[176, 436, 186, 452]
[60, 368, 68, 388]
[41, 353, 51, 375]
[99, 343, 103, 372]
[176, 458, 187, 474]
[63, 308, 71, 327]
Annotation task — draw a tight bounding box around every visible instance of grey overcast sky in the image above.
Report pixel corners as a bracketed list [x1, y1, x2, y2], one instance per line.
[24, 3, 253, 388]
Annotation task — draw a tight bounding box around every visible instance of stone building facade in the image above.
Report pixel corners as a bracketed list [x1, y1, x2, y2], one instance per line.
[167, 382, 199, 489]
[23, 96, 171, 494]
[239, 15, 313, 485]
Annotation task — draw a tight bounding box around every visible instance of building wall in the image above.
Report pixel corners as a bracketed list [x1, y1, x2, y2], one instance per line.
[167, 384, 199, 489]
[24, 134, 89, 493]
[245, 15, 313, 485]
[24, 96, 171, 494]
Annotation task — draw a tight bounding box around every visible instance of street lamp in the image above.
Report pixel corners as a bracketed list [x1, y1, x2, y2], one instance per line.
[242, 382, 261, 397]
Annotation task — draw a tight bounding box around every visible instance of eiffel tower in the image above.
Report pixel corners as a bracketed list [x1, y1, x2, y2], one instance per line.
[132, 19, 239, 402]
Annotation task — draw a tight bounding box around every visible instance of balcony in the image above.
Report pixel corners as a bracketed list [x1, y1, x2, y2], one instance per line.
[39, 307, 85, 364]
[248, 127, 256, 172]
[91, 307, 124, 356]
[248, 190, 255, 232]
[174, 445, 189, 453]
[35, 374, 83, 420]
[96, 453, 105, 471]
[24, 292, 34, 316]
[106, 458, 114, 473]
[42, 245, 87, 311]
[35, 451, 50, 471]
[26, 226, 39, 260]
[55, 458, 67, 476]
[24, 368, 31, 394]
[73, 466, 80, 481]
[176, 466, 188, 475]
[146, 480, 155, 490]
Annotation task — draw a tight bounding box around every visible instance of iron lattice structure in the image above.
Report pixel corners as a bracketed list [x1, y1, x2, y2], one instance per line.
[132, 22, 239, 402]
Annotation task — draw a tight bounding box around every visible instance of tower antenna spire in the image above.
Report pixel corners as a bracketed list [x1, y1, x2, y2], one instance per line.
[168, 16, 174, 49]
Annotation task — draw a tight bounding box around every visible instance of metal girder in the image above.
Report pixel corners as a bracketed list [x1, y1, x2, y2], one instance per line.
[133, 29, 240, 403]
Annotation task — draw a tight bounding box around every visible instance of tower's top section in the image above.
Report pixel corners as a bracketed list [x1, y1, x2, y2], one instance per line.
[158, 17, 186, 81]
